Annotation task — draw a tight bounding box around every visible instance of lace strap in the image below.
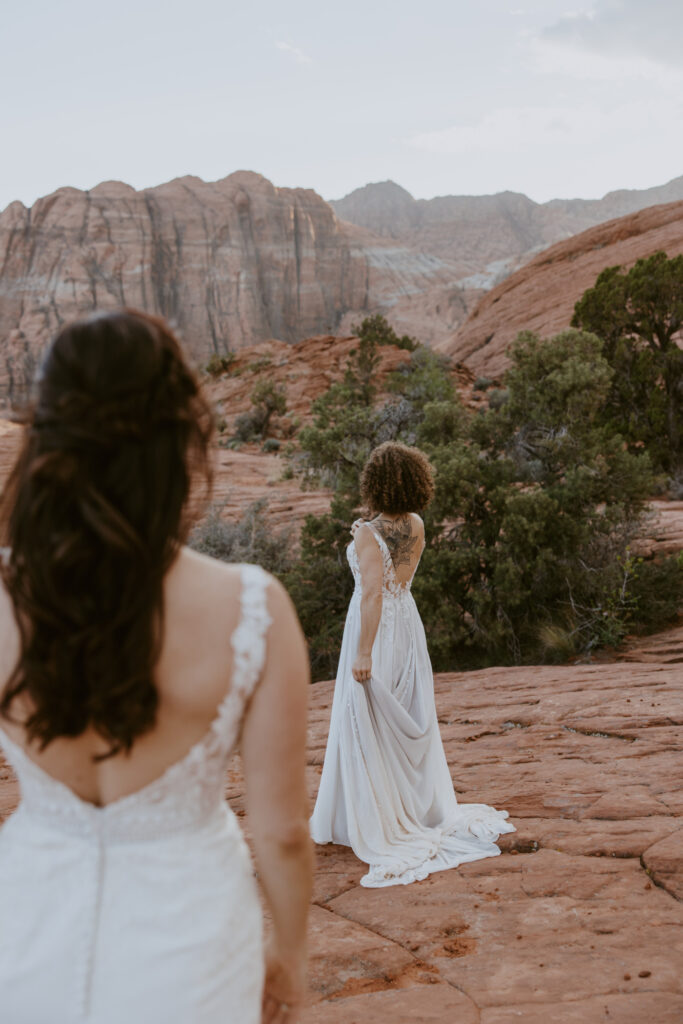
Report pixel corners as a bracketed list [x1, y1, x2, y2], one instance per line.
[230, 564, 273, 705]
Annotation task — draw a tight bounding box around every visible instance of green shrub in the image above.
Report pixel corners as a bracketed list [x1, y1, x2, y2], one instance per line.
[572, 251, 683, 473]
[262, 438, 281, 453]
[189, 500, 293, 574]
[488, 388, 509, 410]
[205, 353, 235, 377]
[234, 410, 263, 442]
[351, 313, 419, 352]
[627, 555, 683, 633]
[233, 380, 287, 441]
[287, 325, 668, 678]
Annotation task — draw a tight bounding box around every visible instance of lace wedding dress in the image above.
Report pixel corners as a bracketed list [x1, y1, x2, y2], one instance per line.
[310, 520, 515, 887]
[0, 564, 271, 1024]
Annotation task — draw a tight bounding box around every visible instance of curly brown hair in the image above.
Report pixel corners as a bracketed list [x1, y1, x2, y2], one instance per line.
[360, 441, 435, 515]
[0, 309, 213, 757]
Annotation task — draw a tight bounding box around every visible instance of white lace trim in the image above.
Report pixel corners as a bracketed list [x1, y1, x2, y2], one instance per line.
[0, 563, 273, 842]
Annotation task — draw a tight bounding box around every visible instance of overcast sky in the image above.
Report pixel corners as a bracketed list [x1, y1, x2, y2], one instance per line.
[2, 0, 682, 211]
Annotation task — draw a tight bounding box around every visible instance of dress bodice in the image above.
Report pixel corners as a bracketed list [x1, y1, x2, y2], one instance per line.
[0, 564, 271, 844]
[347, 521, 423, 599]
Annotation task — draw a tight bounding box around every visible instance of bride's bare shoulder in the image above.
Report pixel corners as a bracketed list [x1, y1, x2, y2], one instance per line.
[175, 544, 244, 582]
[171, 546, 287, 615]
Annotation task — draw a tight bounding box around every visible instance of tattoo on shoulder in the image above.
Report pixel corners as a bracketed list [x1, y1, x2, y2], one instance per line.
[374, 515, 418, 569]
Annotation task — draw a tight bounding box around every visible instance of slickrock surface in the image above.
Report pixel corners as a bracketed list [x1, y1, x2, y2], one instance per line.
[619, 620, 683, 666]
[635, 501, 683, 559]
[2, 656, 680, 1022]
[441, 200, 683, 377]
[0, 172, 468, 398]
[287, 661, 683, 1023]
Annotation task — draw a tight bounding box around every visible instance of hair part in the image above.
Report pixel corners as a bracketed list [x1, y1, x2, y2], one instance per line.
[360, 441, 435, 515]
[0, 309, 213, 756]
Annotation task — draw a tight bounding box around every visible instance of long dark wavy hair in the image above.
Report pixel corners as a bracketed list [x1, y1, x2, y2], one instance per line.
[0, 309, 213, 756]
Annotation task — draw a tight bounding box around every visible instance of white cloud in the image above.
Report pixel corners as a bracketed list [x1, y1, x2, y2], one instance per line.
[540, 0, 683, 69]
[275, 41, 312, 65]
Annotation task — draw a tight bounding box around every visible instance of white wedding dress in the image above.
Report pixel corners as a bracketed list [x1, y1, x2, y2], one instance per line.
[0, 563, 271, 1024]
[310, 520, 515, 887]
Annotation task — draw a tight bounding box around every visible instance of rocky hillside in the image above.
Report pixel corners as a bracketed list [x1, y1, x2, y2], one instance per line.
[0, 172, 471, 400]
[0, 334, 476, 533]
[440, 200, 683, 377]
[331, 175, 683, 285]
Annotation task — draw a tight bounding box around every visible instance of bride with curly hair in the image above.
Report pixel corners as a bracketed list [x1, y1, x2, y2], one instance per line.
[310, 440, 514, 887]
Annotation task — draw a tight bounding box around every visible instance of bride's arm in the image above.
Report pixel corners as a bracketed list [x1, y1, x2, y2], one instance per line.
[241, 578, 313, 1022]
[352, 527, 383, 683]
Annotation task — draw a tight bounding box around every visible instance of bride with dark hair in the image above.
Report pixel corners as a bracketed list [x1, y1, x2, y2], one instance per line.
[311, 441, 514, 887]
[0, 310, 312, 1024]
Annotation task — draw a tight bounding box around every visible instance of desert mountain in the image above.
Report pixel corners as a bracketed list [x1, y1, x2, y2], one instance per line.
[439, 199, 683, 377]
[331, 174, 683, 285]
[2, 169, 683, 401]
[0, 172, 468, 400]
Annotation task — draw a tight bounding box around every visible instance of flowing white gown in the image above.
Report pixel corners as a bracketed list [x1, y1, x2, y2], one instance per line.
[0, 564, 271, 1024]
[310, 520, 515, 887]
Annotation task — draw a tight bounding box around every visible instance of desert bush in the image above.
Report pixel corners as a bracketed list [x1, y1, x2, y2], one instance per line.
[627, 554, 683, 633]
[262, 438, 281, 453]
[250, 380, 286, 437]
[233, 380, 287, 441]
[233, 410, 263, 442]
[189, 500, 293, 574]
[487, 388, 509, 410]
[351, 313, 419, 352]
[205, 353, 235, 377]
[287, 325, 668, 678]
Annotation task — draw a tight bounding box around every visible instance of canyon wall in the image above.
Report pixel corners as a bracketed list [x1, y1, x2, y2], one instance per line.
[0, 171, 464, 398]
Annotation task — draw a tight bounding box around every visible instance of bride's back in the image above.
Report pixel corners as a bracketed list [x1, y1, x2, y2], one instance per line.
[0, 310, 222, 807]
[0, 546, 248, 807]
[0, 310, 312, 1024]
[368, 512, 425, 589]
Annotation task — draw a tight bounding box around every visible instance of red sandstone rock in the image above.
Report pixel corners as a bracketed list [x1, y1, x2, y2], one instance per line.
[440, 201, 683, 377]
[0, 637, 681, 1023]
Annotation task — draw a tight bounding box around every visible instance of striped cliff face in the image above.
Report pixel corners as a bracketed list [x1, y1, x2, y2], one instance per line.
[0, 171, 464, 402]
